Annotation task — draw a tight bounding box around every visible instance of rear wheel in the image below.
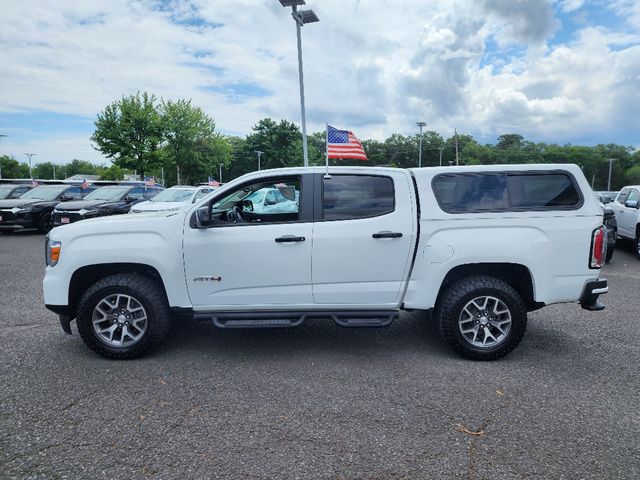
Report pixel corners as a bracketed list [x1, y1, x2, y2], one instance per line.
[635, 234, 640, 260]
[76, 274, 171, 359]
[437, 276, 527, 361]
[36, 211, 53, 233]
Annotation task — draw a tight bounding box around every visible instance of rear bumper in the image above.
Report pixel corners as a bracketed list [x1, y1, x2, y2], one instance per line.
[579, 279, 608, 311]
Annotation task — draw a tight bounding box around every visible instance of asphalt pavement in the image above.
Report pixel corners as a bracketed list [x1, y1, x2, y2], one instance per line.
[1, 231, 639, 479]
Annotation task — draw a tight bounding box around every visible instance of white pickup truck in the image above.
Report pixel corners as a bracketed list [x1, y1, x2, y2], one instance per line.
[43, 165, 608, 360]
[609, 185, 640, 257]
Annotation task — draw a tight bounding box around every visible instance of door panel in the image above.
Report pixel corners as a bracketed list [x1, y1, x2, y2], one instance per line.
[183, 223, 313, 308]
[312, 172, 417, 306]
[183, 174, 313, 310]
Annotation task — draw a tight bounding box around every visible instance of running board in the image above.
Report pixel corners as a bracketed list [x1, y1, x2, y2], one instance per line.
[193, 310, 399, 329]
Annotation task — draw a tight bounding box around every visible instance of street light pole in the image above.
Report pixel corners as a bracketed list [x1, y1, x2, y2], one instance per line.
[279, 0, 319, 168]
[255, 150, 264, 171]
[438, 146, 444, 167]
[607, 158, 615, 191]
[0, 134, 7, 179]
[416, 121, 426, 168]
[219, 164, 223, 183]
[25, 153, 37, 179]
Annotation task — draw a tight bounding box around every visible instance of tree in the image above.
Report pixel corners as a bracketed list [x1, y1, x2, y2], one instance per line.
[496, 133, 524, 150]
[0, 155, 29, 178]
[98, 164, 125, 181]
[91, 92, 163, 178]
[159, 99, 230, 185]
[243, 118, 303, 171]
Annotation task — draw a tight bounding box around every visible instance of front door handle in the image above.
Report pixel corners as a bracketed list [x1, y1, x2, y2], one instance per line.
[372, 231, 403, 239]
[275, 235, 306, 243]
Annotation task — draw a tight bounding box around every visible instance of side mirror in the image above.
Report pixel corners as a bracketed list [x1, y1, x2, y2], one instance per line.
[625, 200, 639, 209]
[59, 195, 71, 201]
[192, 203, 213, 228]
[265, 198, 276, 206]
[123, 196, 135, 203]
[601, 196, 612, 204]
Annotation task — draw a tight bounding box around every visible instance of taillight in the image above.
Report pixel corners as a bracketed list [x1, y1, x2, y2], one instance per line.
[590, 226, 605, 269]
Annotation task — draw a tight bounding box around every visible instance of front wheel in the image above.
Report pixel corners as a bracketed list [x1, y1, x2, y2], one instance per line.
[436, 276, 527, 361]
[36, 211, 53, 233]
[635, 234, 640, 260]
[76, 274, 171, 359]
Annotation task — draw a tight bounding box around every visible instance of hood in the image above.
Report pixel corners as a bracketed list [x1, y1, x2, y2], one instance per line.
[0, 198, 44, 209]
[54, 199, 123, 211]
[50, 209, 185, 240]
[130, 201, 190, 212]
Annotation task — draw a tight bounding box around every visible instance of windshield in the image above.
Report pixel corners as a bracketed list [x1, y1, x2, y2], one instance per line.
[20, 185, 68, 201]
[150, 188, 195, 202]
[84, 187, 131, 201]
[0, 185, 16, 199]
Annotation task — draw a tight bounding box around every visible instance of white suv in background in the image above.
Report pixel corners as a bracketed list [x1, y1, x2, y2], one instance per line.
[130, 186, 216, 214]
[610, 185, 640, 257]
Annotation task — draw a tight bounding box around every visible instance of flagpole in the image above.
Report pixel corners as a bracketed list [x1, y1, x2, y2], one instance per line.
[324, 123, 331, 179]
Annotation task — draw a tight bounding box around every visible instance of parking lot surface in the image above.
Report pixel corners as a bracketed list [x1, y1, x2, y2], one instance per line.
[1, 232, 639, 479]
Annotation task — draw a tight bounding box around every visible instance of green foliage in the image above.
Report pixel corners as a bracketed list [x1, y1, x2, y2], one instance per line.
[0, 155, 29, 178]
[159, 99, 230, 185]
[98, 164, 125, 181]
[91, 92, 163, 178]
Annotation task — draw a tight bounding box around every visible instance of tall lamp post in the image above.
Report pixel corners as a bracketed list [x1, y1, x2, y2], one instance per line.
[607, 158, 616, 191]
[278, 0, 319, 168]
[25, 153, 37, 179]
[0, 134, 7, 179]
[255, 150, 264, 171]
[416, 121, 426, 168]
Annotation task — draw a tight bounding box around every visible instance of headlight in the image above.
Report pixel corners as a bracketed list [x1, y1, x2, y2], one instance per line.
[78, 209, 98, 215]
[46, 240, 62, 267]
[10, 207, 28, 214]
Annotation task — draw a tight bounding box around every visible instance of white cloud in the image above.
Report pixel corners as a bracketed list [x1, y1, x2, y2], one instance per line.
[0, 0, 638, 164]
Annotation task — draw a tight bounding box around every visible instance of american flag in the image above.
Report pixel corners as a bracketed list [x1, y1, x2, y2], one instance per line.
[327, 125, 367, 161]
[82, 178, 89, 189]
[208, 176, 220, 187]
[144, 176, 155, 186]
[31, 178, 39, 187]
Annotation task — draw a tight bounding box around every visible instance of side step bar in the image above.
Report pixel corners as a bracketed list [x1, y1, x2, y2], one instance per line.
[193, 310, 399, 329]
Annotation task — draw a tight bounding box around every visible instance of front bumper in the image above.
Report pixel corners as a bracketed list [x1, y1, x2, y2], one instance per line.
[52, 211, 100, 227]
[579, 279, 608, 311]
[0, 210, 34, 230]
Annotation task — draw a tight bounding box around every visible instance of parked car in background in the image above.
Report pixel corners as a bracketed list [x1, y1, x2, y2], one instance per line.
[0, 184, 95, 233]
[52, 185, 164, 227]
[130, 186, 215, 213]
[610, 186, 640, 258]
[602, 206, 617, 262]
[0, 184, 33, 200]
[596, 191, 619, 204]
[242, 186, 299, 214]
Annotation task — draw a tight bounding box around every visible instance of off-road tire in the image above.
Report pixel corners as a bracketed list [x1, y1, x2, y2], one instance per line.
[36, 211, 53, 233]
[76, 274, 171, 359]
[436, 275, 527, 361]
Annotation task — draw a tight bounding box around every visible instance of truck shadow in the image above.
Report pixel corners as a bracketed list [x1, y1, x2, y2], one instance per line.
[162, 310, 455, 359]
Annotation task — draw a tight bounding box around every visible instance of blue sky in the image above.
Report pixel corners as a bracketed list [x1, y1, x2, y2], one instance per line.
[0, 0, 639, 165]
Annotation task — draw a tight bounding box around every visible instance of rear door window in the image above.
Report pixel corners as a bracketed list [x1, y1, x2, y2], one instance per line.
[322, 175, 395, 220]
[64, 187, 83, 199]
[127, 187, 146, 200]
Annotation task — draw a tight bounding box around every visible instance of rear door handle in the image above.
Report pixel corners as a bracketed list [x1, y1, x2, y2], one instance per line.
[275, 235, 306, 243]
[372, 231, 403, 239]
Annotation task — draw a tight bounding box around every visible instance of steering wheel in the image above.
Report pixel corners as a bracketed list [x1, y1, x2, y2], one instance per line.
[228, 205, 245, 223]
